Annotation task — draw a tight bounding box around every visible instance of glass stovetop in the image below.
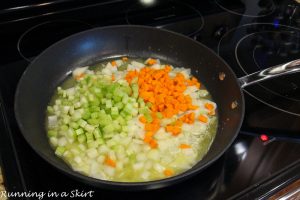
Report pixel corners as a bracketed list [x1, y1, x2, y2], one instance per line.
[0, 0, 300, 199]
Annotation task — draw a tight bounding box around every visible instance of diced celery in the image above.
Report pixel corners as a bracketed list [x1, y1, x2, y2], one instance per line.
[62, 115, 71, 124]
[111, 107, 119, 116]
[105, 99, 112, 108]
[82, 111, 91, 120]
[93, 128, 102, 139]
[78, 134, 86, 143]
[116, 116, 126, 126]
[87, 141, 99, 149]
[106, 93, 113, 99]
[91, 112, 99, 119]
[48, 130, 57, 137]
[70, 122, 79, 129]
[131, 83, 139, 99]
[47, 106, 54, 114]
[115, 102, 124, 110]
[55, 146, 65, 156]
[144, 113, 153, 123]
[156, 112, 163, 119]
[78, 119, 87, 128]
[123, 104, 134, 114]
[85, 124, 95, 133]
[89, 106, 99, 112]
[60, 125, 69, 131]
[146, 102, 152, 108]
[122, 95, 129, 104]
[85, 132, 94, 142]
[103, 124, 114, 134]
[87, 118, 99, 125]
[96, 137, 105, 145]
[75, 128, 84, 135]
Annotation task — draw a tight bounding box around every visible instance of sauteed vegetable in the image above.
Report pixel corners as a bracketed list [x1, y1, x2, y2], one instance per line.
[46, 58, 217, 182]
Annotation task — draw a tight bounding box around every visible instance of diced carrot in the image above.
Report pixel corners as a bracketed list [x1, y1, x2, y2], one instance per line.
[144, 136, 152, 143]
[104, 156, 116, 168]
[149, 139, 158, 148]
[111, 60, 117, 67]
[147, 58, 157, 65]
[75, 73, 85, 80]
[179, 144, 191, 149]
[111, 74, 115, 81]
[189, 105, 199, 110]
[164, 169, 174, 176]
[171, 126, 181, 136]
[145, 131, 154, 138]
[198, 114, 208, 123]
[125, 60, 204, 138]
[204, 103, 214, 111]
[139, 116, 147, 124]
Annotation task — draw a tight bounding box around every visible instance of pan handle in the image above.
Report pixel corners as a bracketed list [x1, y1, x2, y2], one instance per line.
[238, 59, 300, 89]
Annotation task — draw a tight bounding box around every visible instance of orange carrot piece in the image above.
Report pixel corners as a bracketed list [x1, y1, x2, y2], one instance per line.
[179, 144, 191, 149]
[111, 60, 117, 67]
[75, 73, 85, 80]
[144, 136, 152, 143]
[198, 114, 208, 123]
[149, 139, 158, 148]
[111, 74, 115, 81]
[204, 103, 214, 111]
[104, 156, 116, 168]
[164, 169, 174, 176]
[139, 116, 147, 124]
[145, 131, 154, 138]
[147, 58, 157, 65]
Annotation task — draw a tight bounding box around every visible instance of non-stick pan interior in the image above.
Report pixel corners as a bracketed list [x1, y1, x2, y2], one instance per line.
[15, 25, 244, 189]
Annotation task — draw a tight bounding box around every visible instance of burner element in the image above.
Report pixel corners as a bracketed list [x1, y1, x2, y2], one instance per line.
[218, 23, 300, 116]
[126, 1, 203, 36]
[215, 0, 275, 18]
[17, 20, 92, 62]
[260, 134, 269, 142]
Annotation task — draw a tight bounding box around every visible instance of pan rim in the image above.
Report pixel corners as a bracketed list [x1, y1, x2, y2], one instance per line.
[14, 24, 245, 189]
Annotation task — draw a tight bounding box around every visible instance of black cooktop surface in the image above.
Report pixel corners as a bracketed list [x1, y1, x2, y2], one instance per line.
[0, 0, 300, 199]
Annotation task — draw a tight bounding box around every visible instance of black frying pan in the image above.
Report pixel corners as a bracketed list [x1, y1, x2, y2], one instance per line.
[14, 25, 300, 190]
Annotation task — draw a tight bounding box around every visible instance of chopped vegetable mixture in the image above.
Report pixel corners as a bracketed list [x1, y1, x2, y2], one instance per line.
[46, 57, 218, 182]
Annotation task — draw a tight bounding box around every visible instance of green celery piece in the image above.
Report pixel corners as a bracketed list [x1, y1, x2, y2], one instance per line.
[78, 119, 87, 128]
[93, 128, 102, 139]
[114, 102, 124, 110]
[116, 116, 126, 126]
[96, 137, 105, 145]
[75, 128, 84, 135]
[85, 132, 94, 142]
[55, 146, 65, 156]
[47, 130, 57, 137]
[78, 134, 86, 143]
[82, 111, 91, 120]
[144, 113, 153, 123]
[60, 125, 69, 131]
[70, 122, 79, 129]
[102, 124, 115, 134]
[87, 118, 99, 126]
[91, 112, 99, 119]
[156, 112, 163, 119]
[47, 106, 54, 115]
[87, 141, 99, 149]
